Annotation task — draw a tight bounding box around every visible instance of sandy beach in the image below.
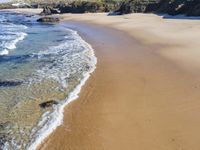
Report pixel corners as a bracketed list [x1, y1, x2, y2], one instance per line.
[10, 9, 200, 150]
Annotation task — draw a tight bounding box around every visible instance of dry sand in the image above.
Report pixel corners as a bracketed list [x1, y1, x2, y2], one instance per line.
[9, 9, 200, 150]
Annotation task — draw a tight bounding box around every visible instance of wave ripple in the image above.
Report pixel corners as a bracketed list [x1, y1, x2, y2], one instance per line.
[0, 14, 27, 56]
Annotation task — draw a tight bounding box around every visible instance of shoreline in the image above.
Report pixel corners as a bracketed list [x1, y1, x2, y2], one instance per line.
[5, 9, 200, 150]
[0, 10, 97, 150]
[28, 29, 97, 150]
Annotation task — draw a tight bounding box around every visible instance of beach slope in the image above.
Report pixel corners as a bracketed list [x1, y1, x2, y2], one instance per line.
[38, 13, 200, 150]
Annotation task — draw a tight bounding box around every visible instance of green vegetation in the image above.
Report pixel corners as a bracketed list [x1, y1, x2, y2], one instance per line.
[115, 0, 157, 14]
[58, 0, 120, 13]
[0, 2, 16, 9]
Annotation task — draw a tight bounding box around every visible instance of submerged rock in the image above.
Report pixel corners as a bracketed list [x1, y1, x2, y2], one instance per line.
[0, 122, 12, 130]
[37, 17, 60, 23]
[0, 122, 12, 149]
[0, 80, 23, 87]
[0, 134, 7, 149]
[39, 100, 58, 108]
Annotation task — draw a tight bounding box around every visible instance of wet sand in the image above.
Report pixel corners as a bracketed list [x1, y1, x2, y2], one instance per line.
[7, 9, 200, 150]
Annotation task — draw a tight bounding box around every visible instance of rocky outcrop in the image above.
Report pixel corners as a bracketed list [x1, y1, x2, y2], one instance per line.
[188, 4, 200, 16]
[114, 0, 200, 16]
[40, 6, 60, 15]
[37, 17, 60, 23]
[157, 0, 200, 16]
[39, 100, 58, 108]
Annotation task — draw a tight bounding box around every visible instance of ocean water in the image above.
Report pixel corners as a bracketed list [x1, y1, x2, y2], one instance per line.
[0, 11, 96, 150]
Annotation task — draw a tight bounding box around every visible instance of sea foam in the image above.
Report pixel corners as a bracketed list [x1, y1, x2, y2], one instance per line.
[0, 20, 27, 56]
[27, 29, 97, 150]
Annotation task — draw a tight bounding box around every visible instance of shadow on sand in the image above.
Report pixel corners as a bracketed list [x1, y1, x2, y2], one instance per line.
[107, 12, 200, 20]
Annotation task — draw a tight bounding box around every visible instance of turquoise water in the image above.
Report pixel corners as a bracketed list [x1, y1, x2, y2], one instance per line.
[0, 11, 96, 150]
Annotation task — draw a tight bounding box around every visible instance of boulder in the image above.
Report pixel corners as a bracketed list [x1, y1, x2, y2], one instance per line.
[37, 17, 60, 23]
[31, 3, 40, 8]
[40, 6, 59, 16]
[39, 100, 58, 108]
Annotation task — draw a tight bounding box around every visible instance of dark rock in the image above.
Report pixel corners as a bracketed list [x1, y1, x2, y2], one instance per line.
[25, 14, 34, 17]
[156, 0, 200, 16]
[0, 134, 7, 148]
[37, 17, 60, 23]
[39, 100, 58, 108]
[40, 6, 59, 15]
[31, 3, 40, 8]
[0, 54, 31, 63]
[0, 122, 12, 130]
[0, 80, 23, 87]
[156, 0, 187, 15]
[145, 2, 160, 12]
[187, 3, 200, 16]
[113, 0, 200, 16]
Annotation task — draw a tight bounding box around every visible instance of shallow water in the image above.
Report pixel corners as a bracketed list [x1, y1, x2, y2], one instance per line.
[0, 11, 96, 150]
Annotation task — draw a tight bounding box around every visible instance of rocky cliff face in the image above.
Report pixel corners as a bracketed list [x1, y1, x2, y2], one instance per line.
[115, 0, 159, 14]
[2, 0, 199, 16]
[40, 6, 59, 15]
[115, 0, 200, 16]
[157, 0, 200, 16]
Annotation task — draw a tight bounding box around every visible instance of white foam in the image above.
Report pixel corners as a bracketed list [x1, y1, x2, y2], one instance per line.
[27, 29, 97, 150]
[0, 32, 27, 55]
[31, 29, 94, 90]
[0, 19, 28, 55]
[9, 32, 27, 49]
[0, 49, 9, 55]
